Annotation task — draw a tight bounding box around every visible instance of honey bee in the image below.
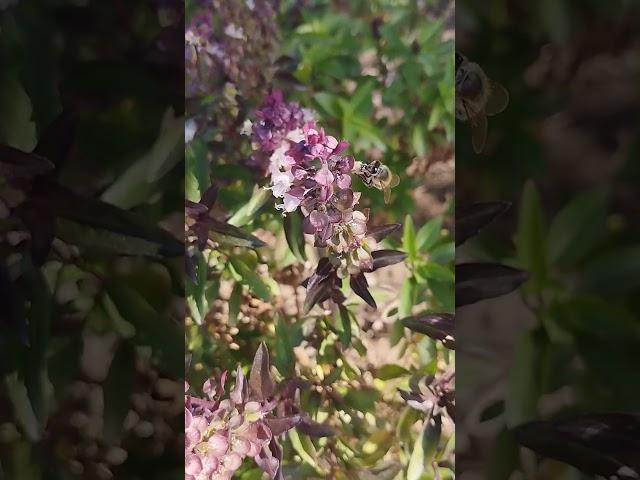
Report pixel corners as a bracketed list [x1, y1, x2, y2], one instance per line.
[455, 52, 509, 153]
[354, 160, 400, 204]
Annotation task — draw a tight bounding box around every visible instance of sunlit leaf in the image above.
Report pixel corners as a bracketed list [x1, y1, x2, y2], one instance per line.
[416, 216, 442, 251]
[229, 257, 271, 301]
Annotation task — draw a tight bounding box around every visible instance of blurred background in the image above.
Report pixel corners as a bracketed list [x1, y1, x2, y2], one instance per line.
[0, 1, 184, 479]
[456, 1, 640, 478]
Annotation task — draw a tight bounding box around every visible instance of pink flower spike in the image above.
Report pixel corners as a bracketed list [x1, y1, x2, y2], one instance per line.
[325, 136, 338, 150]
[333, 140, 349, 155]
[336, 173, 352, 189]
[185, 454, 203, 476]
[314, 165, 334, 186]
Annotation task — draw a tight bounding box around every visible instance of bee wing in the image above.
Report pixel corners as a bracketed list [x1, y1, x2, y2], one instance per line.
[470, 114, 488, 153]
[485, 81, 509, 116]
[390, 172, 400, 188]
[383, 186, 391, 204]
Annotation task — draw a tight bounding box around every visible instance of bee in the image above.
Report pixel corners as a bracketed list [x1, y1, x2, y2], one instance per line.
[354, 160, 400, 204]
[455, 52, 509, 153]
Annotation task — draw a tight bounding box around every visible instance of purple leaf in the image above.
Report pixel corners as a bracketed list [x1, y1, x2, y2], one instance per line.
[185, 253, 197, 283]
[456, 202, 510, 246]
[34, 109, 77, 170]
[255, 437, 283, 479]
[401, 313, 455, 349]
[350, 273, 377, 309]
[206, 218, 266, 248]
[265, 415, 301, 436]
[200, 184, 219, 209]
[371, 249, 407, 271]
[367, 223, 402, 242]
[249, 342, 274, 401]
[304, 278, 333, 313]
[306, 258, 334, 291]
[17, 200, 55, 266]
[297, 417, 336, 437]
[0, 145, 55, 178]
[456, 262, 528, 307]
[514, 414, 640, 478]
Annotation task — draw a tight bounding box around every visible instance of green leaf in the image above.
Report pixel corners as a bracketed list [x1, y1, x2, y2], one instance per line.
[350, 79, 376, 115]
[274, 316, 300, 377]
[412, 124, 427, 157]
[208, 219, 266, 249]
[101, 108, 183, 209]
[312, 92, 340, 118]
[323, 366, 343, 385]
[284, 210, 307, 262]
[228, 282, 242, 326]
[549, 296, 640, 341]
[516, 180, 547, 290]
[398, 277, 416, 319]
[581, 245, 640, 294]
[337, 304, 352, 346]
[24, 266, 53, 429]
[407, 416, 442, 480]
[103, 342, 135, 444]
[50, 185, 183, 258]
[376, 364, 410, 380]
[4, 374, 40, 442]
[396, 406, 420, 444]
[430, 242, 455, 264]
[403, 215, 417, 262]
[547, 188, 608, 266]
[228, 257, 271, 301]
[106, 283, 183, 378]
[344, 387, 380, 411]
[505, 329, 548, 427]
[0, 73, 37, 150]
[487, 429, 520, 480]
[13, 6, 60, 133]
[428, 279, 454, 312]
[288, 429, 326, 476]
[416, 216, 443, 252]
[417, 263, 454, 283]
[228, 187, 272, 227]
[186, 137, 210, 202]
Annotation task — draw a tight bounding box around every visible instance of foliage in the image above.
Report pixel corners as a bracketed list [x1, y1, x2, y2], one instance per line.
[185, 0, 455, 479]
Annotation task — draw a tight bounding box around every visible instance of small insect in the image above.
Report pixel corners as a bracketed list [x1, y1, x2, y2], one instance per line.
[455, 51, 509, 153]
[354, 160, 400, 204]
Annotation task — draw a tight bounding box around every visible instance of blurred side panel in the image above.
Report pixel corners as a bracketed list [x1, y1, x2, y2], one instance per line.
[0, 1, 184, 479]
[456, 1, 640, 479]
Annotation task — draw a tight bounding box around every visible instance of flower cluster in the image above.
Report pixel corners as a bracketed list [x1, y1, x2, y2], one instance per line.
[399, 372, 455, 421]
[248, 90, 378, 278]
[184, 344, 300, 480]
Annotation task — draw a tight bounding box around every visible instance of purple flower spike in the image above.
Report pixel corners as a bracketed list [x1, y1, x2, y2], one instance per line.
[248, 90, 393, 281]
